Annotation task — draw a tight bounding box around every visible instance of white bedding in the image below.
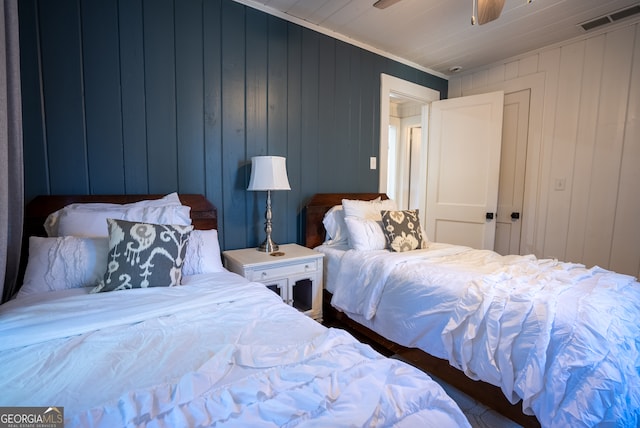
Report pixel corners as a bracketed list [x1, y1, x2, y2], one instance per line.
[0, 271, 471, 427]
[317, 243, 640, 427]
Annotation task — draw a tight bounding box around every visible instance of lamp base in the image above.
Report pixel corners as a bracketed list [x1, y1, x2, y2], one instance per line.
[257, 236, 279, 253]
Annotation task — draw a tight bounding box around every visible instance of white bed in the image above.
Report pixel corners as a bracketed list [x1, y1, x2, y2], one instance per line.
[306, 193, 640, 428]
[1, 194, 471, 427]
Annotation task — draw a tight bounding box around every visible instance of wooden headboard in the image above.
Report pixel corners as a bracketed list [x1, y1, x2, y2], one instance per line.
[304, 193, 388, 249]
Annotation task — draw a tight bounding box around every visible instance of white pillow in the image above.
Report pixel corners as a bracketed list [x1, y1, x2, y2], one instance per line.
[55, 205, 192, 238]
[322, 205, 348, 244]
[182, 229, 225, 276]
[17, 228, 224, 299]
[17, 236, 109, 298]
[44, 193, 183, 237]
[342, 197, 397, 221]
[344, 216, 387, 251]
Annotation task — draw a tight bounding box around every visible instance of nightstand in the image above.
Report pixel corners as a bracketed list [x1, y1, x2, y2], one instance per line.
[222, 243, 324, 321]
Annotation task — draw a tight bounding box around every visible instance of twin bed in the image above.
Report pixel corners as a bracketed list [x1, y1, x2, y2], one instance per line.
[1, 193, 471, 427]
[304, 193, 640, 428]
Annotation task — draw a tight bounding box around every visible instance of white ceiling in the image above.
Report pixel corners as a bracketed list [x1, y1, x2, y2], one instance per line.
[237, 0, 640, 78]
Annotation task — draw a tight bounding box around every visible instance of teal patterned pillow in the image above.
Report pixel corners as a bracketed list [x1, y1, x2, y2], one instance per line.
[92, 219, 193, 293]
[381, 209, 425, 252]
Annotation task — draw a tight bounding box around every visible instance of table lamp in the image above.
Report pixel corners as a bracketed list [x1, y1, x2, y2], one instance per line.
[247, 156, 291, 252]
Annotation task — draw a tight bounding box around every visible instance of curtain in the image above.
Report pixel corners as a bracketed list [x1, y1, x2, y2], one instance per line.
[1, 0, 24, 303]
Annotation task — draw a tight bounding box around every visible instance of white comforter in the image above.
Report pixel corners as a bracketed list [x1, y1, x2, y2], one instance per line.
[0, 271, 470, 427]
[326, 243, 640, 427]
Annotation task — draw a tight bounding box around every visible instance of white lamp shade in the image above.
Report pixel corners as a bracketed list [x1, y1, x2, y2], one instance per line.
[247, 156, 291, 191]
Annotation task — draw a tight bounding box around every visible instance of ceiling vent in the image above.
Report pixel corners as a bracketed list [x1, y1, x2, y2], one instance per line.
[579, 4, 640, 31]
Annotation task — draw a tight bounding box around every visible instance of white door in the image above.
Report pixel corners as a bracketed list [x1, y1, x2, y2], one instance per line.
[494, 89, 530, 255]
[426, 91, 504, 250]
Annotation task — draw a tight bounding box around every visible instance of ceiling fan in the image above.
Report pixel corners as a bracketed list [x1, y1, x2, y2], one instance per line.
[373, 0, 533, 26]
[472, 0, 506, 25]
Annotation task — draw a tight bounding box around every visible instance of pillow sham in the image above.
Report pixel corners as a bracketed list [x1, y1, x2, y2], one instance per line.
[44, 192, 185, 237]
[342, 197, 396, 221]
[92, 219, 193, 293]
[381, 209, 426, 252]
[55, 204, 192, 238]
[322, 205, 348, 245]
[16, 236, 109, 299]
[182, 229, 225, 275]
[343, 216, 387, 251]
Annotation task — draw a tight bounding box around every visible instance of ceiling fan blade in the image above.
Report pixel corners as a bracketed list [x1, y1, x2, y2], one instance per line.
[476, 0, 506, 25]
[373, 0, 404, 10]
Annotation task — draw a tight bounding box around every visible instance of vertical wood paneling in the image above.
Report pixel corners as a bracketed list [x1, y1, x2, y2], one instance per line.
[175, 0, 205, 194]
[348, 47, 363, 187]
[20, 0, 447, 250]
[299, 29, 320, 198]
[286, 23, 302, 243]
[518, 55, 538, 77]
[448, 22, 640, 276]
[202, 0, 224, 244]
[82, 0, 124, 194]
[582, 26, 635, 269]
[18, 0, 48, 202]
[334, 41, 353, 189]
[38, 0, 88, 194]
[220, 0, 247, 250]
[543, 41, 585, 259]
[245, 8, 268, 247]
[535, 47, 561, 257]
[487, 65, 504, 85]
[317, 36, 336, 191]
[144, 0, 177, 193]
[504, 61, 518, 80]
[118, 0, 148, 194]
[565, 35, 605, 263]
[359, 50, 377, 190]
[610, 25, 640, 277]
[267, 15, 289, 247]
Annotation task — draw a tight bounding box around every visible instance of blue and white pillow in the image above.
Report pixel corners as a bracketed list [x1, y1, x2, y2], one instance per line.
[92, 219, 193, 293]
[381, 209, 426, 252]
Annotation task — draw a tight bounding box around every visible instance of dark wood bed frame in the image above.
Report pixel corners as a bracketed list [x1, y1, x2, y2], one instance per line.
[18, 194, 217, 295]
[304, 193, 540, 428]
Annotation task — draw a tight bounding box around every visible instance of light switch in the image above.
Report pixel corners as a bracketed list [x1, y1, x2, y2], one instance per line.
[554, 178, 566, 191]
[370, 157, 377, 170]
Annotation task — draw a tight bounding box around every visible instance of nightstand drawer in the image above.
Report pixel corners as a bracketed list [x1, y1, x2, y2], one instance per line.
[247, 259, 319, 282]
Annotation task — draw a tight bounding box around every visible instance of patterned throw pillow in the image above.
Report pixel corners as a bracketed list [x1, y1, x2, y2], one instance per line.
[380, 209, 425, 252]
[92, 219, 193, 293]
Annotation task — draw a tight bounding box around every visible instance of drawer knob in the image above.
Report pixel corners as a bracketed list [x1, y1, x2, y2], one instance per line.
[261, 272, 267, 277]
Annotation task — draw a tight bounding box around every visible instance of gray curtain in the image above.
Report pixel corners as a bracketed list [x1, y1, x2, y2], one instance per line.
[1, 0, 24, 303]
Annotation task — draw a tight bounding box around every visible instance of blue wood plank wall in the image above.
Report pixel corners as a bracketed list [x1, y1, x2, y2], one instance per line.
[18, 0, 448, 250]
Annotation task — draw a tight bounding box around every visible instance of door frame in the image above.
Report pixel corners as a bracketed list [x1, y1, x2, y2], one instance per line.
[379, 74, 440, 225]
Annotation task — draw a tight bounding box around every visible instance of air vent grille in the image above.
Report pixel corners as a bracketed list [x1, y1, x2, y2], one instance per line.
[579, 4, 640, 31]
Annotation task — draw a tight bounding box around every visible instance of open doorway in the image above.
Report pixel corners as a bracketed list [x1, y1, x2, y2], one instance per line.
[379, 74, 440, 226]
[386, 98, 422, 209]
